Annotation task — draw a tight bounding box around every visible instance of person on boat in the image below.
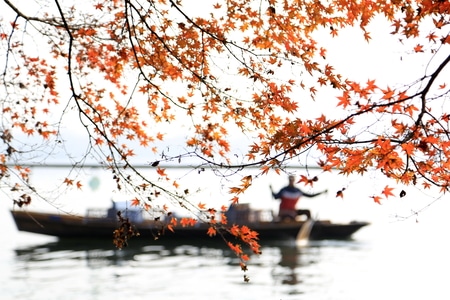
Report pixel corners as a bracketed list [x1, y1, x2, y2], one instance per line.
[270, 175, 327, 222]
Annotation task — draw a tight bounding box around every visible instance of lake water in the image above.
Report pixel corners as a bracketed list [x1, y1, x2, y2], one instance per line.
[3, 206, 450, 300]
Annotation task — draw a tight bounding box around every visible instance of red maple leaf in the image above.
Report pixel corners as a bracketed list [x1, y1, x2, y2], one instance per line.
[207, 226, 216, 237]
[337, 91, 351, 108]
[130, 198, 140, 206]
[382, 185, 395, 198]
[371, 195, 382, 204]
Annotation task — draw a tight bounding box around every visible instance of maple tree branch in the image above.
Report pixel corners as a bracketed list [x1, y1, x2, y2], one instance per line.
[394, 53, 450, 145]
[409, 157, 443, 189]
[3, 0, 59, 25]
[123, 3, 187, 111]
[53, 0, 74, 91]
[126, 1, 215, 101]
[53, 1, 116, 167]
[118, 50, 450, 175]
[0, 14, 18, 80]
[209, 53, 450, 170]
[424, 111, 450, 141]
[167, 0, 257, 71]
[51, 0, 188, 206]
[417, 53, 450, 124]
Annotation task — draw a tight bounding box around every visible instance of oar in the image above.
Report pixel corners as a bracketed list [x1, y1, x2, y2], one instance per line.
[296, 189, 328, 246]
[296, 217, 315, 246]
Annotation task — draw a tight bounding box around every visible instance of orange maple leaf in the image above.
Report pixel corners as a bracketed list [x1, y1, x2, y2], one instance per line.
[427, 32, 438, 42]
[413, 44, 424, 53]
[335, 187, 346, 198]
[381, 87, 395, 100]
[260, 165, 270, 174]
[130, 198, 140, 206]
[198, 202, 206, 210]
[371, 195, 382, 205]
[166, 224, 175, 233]
[156, 167, 167, 177]
[227, 241, 243, 255]
[40, 130, 54, 139]
[422, 182, 431, 189]
[366, 79, 378, 91]
[63, 178, 73, 185]
[207, 226, 217, 237]
[404, 104, 419, 117]
[230, 225, 240, 237]
[180, 217, 197, 227]
[401, 143, 415, 155]
[337, 91, 351, 108]
[240, 254, 250, 262]
[229, 186, 243, 194]
[220, 213, 228, 225]
[76, 181, 83, 190]
[298, 175, 310, 185]
[94, 138, 104, 145]
[382, 185, 395, 198]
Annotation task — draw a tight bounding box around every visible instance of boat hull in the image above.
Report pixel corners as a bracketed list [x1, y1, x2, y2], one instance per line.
[10, 210, 369, 241]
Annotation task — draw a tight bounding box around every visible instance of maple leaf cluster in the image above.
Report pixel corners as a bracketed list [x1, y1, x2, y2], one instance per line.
[2, 0, 450, 277]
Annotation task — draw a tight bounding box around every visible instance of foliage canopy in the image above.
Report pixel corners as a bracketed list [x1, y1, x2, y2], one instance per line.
[2, 0, 450, 277]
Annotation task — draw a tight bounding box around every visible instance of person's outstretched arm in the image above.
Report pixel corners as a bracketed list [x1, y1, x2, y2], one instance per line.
[301, 189, 328, 198]
[270, 185, 281, 199]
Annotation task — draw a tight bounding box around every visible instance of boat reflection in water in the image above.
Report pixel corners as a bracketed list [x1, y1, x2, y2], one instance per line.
[13, 236, 340, 283]
[13, 233, 373, 300]
[14, 238, 234, 268]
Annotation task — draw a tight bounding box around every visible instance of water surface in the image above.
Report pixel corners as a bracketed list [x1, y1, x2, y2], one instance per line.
[3, 207, 449, 300]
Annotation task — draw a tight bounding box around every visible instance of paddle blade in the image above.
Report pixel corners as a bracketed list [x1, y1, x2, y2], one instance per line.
[296, 219, 314, 246]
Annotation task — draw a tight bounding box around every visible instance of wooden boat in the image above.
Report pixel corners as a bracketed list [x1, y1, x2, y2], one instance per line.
[10, 204, 369, 241]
